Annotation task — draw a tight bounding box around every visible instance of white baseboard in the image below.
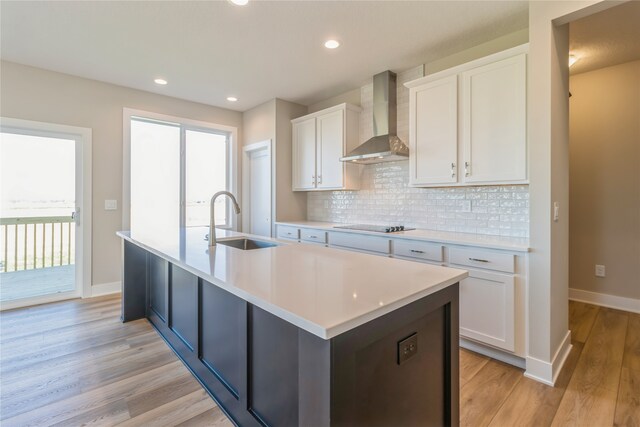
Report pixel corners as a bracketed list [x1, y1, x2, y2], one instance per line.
[569, 288, 640, 314]
[89, 281, 122, 298]
[460, 338, 526, 369]
[524, 330, 572, 386]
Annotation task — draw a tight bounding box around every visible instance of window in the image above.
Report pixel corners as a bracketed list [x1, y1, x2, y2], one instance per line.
[126, 110, 236, 233]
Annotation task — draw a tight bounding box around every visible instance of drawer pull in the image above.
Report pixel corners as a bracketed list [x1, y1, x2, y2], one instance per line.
[469, 257, 490, 263]
[410, 249, 425, 254]
[286, 232, 293, 235]
[309, 235, 318, 239]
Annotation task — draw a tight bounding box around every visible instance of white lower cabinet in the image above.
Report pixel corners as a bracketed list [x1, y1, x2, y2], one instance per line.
[275, 223, 526, 360]
[328, 232, 390, 256]
[459, 269, 515, 352]
[276, 225, 299, 241]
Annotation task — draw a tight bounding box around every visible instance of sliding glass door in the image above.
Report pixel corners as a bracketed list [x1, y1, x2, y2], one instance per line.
[128, 114, 232, 235]
[130, 119, 180, 233]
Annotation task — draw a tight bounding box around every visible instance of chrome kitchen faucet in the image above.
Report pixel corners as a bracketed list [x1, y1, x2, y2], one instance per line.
[209, 191, 241, 247]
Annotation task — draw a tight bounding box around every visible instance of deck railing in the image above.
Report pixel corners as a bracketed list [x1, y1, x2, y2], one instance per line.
[0, 216, 75, 273]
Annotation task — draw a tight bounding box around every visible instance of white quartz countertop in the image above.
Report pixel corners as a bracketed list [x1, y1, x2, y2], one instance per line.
[276, 221, 530, 252]
[118, 227, 467, 340]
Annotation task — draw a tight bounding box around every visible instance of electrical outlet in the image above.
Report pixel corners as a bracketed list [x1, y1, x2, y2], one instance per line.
[595, 265, 606, 277]
[104, 200, 118, 211]
[553, 202, 559, 222]
[397, 333, 418, 365]
[323, 200, 329, 209]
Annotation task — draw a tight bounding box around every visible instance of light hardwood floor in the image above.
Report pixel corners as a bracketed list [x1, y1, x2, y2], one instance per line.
[0, 296, 638, 426]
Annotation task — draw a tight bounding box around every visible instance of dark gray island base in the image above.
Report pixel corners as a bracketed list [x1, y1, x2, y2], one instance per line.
[122, 240, 460, 427]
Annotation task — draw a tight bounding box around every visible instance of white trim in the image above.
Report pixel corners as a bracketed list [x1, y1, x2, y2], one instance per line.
[122, 108, 239, 231]
[569, 288, 640, 314]
[460, 338, 526, 369]
[90, 281, 122, 297]
[242, 140, 273, 236]
[0, 290, 80, 311]
[524, 330, 572, 386]
[404, 43, 530, 88]
[0, 117, 92, 300]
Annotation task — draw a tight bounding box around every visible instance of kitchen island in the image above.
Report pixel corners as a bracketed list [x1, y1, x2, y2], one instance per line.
[118, 227, 467, 427]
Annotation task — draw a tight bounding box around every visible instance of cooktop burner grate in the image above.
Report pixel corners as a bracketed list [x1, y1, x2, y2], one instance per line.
[333, 224, 415, 233]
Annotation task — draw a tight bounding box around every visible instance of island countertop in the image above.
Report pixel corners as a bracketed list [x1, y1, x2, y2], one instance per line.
[117, 227, 467, 339]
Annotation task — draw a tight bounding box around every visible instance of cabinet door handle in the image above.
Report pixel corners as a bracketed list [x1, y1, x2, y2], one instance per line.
[410, 249, 425, 254]
[450, 162, 456, 178]
[469, 257, 489, 263]
[464, 162, 470, 177]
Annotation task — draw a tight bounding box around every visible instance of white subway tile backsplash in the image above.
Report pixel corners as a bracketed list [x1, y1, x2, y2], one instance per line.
[307, 161, 529, 238]
[306, 66, 529, 238]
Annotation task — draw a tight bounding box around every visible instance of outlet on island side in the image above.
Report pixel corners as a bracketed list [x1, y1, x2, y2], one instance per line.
[397, 333, 418, 365]
[595, 264, 606, 278]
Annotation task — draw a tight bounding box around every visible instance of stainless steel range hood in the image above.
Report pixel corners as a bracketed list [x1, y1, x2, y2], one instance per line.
[340, 70, 409, 164]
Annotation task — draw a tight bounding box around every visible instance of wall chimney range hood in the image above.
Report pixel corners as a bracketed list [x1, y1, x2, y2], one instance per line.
[340, 70, 409, 164]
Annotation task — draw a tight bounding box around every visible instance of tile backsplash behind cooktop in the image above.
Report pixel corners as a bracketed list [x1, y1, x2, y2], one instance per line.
[307, 162, 529, 238]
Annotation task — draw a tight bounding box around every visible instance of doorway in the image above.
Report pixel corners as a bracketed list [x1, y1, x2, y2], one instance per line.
[242, 140, 272, 237]
[567, 1, 640, 311]
[0, 118, 91, 310]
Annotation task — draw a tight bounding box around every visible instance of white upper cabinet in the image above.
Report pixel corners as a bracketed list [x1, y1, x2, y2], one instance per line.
[405, 44, 528, 187]
[462, 54, 527, 183]
[410, 74, 458, 185]
[292, 103, 361, 191]
[292, 117, 317, 190]
[316, 109, 344, 189]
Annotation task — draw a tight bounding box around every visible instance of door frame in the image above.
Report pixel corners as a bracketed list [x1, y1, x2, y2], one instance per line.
[0, 117, 92, 310]
[242, 140, 272, 236]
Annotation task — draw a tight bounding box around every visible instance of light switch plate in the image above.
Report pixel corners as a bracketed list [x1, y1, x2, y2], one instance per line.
[105, 200, 118, 211]
[595, 265, 606, 277]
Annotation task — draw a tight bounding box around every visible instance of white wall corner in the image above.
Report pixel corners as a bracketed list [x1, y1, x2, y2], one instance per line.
[524, 330, 572, 386]
[89, 281, 122, 298]
[569, 288, 640, 314]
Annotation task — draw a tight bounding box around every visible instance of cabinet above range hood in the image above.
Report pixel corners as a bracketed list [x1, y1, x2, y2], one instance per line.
[340, 70, 409, 165]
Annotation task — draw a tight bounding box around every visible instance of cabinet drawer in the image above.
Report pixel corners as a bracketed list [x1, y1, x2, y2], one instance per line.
[277, 225, 299, 241]
[393, 240, 443, 262]
[328, 232, 390, 255]
[449, 247, 514, 273]
[300, 229, 327, 244]
[459, 269, 515, 352]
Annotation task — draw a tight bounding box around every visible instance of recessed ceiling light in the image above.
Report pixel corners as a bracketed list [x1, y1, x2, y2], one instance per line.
[324, 39, 340, 49]
[568, 55, 579, 67]
[229, 0, 248, 5]
[154, 78, 168, 85]
[226, 96, 238, 102]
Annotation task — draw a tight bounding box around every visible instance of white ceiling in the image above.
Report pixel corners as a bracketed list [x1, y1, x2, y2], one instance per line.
[570, 1, 640, 75]
[0, 1, 528, 112]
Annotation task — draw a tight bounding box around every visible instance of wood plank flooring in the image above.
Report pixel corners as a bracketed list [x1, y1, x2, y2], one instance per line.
[1, 296, 638, 426]
[0, 295, 232, 426]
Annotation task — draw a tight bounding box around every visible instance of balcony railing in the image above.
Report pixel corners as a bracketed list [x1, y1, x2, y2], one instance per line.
[0, 216, 75, 273]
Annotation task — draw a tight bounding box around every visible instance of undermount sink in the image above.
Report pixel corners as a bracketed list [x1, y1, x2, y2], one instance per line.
[217, 238, 279, 250]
